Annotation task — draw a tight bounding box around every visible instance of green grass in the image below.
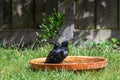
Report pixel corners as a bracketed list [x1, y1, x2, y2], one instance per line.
[0, 43, 120, 80]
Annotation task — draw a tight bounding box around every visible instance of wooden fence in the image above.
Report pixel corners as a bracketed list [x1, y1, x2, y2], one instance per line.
[75, 0, 120, 30]
[0, 0, 57, 29]
[0, 0, 120, 30]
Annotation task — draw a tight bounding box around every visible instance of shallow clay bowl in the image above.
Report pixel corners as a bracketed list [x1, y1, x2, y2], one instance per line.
[30, 56, 108, 70]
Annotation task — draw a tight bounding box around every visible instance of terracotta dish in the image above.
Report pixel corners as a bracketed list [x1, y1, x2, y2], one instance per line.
[30, 56, 108, 70]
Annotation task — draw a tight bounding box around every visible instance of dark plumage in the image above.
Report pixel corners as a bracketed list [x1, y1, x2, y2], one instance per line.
[45, 41, 69, 63]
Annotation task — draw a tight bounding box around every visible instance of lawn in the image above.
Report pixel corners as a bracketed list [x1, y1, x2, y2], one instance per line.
[0, 42, 120, 80]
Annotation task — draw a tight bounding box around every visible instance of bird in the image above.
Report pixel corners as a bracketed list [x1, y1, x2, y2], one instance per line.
[45, 41, 69, 63]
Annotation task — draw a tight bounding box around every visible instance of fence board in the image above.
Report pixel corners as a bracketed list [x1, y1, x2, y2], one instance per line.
[96, 0, 118, 29]
[0, 0, 11, 29]
[12, 0, 35, 29]
[118, 0, 120, 30]
[35, 0, 57, 28]
[35, 0, 43, 28]
[75, 0, 95, 29]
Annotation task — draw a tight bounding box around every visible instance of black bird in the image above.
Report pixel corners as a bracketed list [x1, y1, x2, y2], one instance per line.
[45, 41, 69, 63]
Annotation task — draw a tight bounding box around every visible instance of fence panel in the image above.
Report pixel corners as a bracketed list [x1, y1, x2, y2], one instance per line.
[96, 0, 118, 29]
[118, 0, 120, 30]
[75, 0, 95, 29]
[35, 0, 57, 28]
[0, 0, 11, 29]
[12, 0, 35, 29]
[0, 0, 119, 30]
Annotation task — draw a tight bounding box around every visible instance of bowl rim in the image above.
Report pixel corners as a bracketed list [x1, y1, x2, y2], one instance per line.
[30, 56, 108, 66]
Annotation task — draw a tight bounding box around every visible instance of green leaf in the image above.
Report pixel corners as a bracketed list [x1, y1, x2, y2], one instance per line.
[112, 38, 118, 43]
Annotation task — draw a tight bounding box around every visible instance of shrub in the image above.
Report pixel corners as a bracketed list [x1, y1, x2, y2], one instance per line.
[37, 11, 65, 43]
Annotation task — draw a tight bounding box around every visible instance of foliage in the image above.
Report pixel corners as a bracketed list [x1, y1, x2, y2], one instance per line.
[1, 42, 120, 80]
[111, 38, 120, 48]
[37, 11, 65, 43]
[86, 39, 120, 50]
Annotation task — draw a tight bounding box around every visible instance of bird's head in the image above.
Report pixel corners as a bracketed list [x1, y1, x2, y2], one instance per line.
[61, 41, 68, 47]
[53, 42, 60, 49]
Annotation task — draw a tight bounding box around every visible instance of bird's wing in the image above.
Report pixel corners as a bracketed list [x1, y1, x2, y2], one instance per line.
[45, 50, 62, 63]
[47, 50, 55, 58]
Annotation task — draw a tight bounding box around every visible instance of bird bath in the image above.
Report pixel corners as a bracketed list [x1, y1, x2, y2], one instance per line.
[30, 56, 108, 71]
